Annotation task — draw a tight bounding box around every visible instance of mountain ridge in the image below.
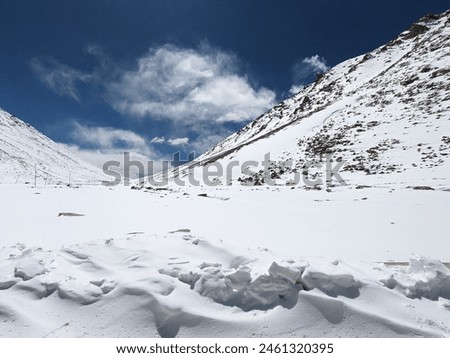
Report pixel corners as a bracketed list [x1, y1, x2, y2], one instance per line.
[151, 9, 450, 190]
[0, 107, 104, 184]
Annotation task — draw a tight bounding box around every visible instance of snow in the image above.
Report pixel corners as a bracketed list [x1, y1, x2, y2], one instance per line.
[382, 256, 450, 300]
[1, 184, 449, 261]
[175, 11, 450, 194]
[1, 10, 450, 338]
[1, 221, 449, 338]
[0, 108, 105, 185]
[0, 184, 449, 337]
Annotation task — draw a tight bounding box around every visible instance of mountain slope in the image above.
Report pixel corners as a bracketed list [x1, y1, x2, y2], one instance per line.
[0, 108, 104, 184]
[161, 11, 450, 190]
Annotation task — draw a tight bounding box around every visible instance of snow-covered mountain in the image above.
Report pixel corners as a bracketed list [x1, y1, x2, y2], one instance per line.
[0, 108, 104, 184]
[161, 11, 450, 190]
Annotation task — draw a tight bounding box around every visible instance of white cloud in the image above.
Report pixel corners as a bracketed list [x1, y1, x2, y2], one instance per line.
[106, 44, 276, 123]
[150, 136, 190, 146]
[291, 55, 329, 90]
[63, 144, 161, 178]
[167, 137, 189, 146]
[31, 45, 276, 124]
[288, 84, 304, 95]
[29, 57, 92, 100]
[150, 136, 166, 144]
[148, 127, 228, 156]
[302, 55, 329, 74]
[71, 122, 148, 152]
[30, 45, 278, 157]
[64, 122, 162, 177]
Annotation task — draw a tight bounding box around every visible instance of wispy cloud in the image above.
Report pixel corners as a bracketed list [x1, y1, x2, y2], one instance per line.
[30, 44, 276, 125]
[63, 122, 161, 176]
[302, 55, 329, 74]
[30, 44, 277, 158]
[289, 54, 329, 94]
[106, 44, 276, 124]
[29, 57, 92, 100]
[167, 137, 189, 146]
[71, 122, 149, 152]
[288, 84, 305, 96]
[150, 136, 190, 146]
[150, 136, 166, 144]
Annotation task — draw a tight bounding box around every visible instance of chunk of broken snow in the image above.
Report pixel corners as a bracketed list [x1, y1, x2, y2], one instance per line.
[268, 262, 302, 284]
[382, 256, 450, 300]
[302, 271, 362, 298]
[225, 270, 252, 291]
[14, 258, 47, 281]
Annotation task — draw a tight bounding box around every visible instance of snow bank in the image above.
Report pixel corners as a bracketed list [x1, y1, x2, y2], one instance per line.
[382, 256, 450, 300]
[190, 262, 304, 311]
[1, 233, 449, 338]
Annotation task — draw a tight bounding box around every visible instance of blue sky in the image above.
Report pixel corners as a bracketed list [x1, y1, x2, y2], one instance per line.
[0, 0, 448, 170]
